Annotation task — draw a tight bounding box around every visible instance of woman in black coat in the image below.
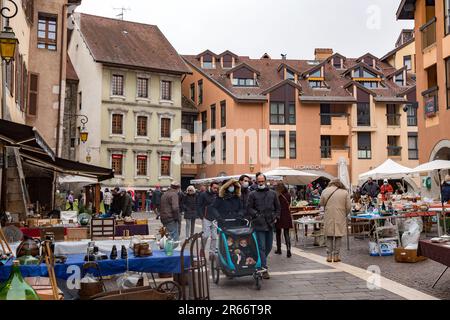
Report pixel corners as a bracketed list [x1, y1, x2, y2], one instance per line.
[275, 183, 293, 258]
[182, 186, 198, 238]
[210, 179, 244, 224]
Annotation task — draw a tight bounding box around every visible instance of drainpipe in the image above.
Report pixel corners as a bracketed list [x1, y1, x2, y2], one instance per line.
[56, 4, 68, 157]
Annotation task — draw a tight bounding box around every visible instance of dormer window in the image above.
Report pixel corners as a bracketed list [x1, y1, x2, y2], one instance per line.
[309, 80, 326, 88]
[353, 68, 377, 79]
[394, 72, 405, 86]
[309, 69, 322, 78]
[222, 55, 233, 69]
[202, 54, 214, 69]
[333, 57, 343, 69]
[363, 57, 374, 67]
[232, 78, 256, 87]
[286, 69, 295, 81]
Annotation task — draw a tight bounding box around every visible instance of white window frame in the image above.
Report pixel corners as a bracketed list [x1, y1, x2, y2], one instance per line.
[158, 112, 175, 141]
[134, 111, 152, 140]
[110, 111, 126, 138]
[134, 151, 151, 179]
[158, 151, 174, 180]
[109, 149, 127, 178]
[136, 73, 151, 102]
[110, 71, 126, 100]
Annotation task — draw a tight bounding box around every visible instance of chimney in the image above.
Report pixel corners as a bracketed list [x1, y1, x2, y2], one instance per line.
[281, 53, 287, 60]
[314, 48, 333, 61]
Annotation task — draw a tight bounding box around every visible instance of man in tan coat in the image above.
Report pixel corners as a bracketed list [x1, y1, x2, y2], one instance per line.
[319, 179, 351, 263]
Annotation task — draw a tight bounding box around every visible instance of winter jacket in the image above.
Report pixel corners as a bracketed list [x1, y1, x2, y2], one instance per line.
[182, 193, 198, 220]
[361, 182, 380, 198]
[152, 190, 162, 206]
[380, 184, 394, 201]
[160, 188, 180, 224]
[197, 190, 218, 221]
[210, 180, 244, 222]
[276, 192, 293, 230]
[240, 187, 251, 209]
[247, 187, 281, 232]
[442, 183, 450, 203]
[121, 193, 133, 217]
[320, 186, 351, 237]
[103, 192, 113, 205]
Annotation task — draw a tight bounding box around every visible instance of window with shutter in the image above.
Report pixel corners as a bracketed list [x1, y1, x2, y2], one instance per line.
[28, 73, 39, 116]
[137, 116, 148, 136]
[37, 14, 57, 51]
[111, 114, 124, 135]
[161, 118, 171, 138]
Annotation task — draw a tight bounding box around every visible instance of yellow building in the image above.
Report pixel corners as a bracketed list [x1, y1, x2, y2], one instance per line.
[68, 13, 190, 209]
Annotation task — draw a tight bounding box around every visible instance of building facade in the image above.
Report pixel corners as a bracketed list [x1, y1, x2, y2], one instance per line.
[68, 13, 190, 207]
[398, 0, 450, 195]
[181, 48, 419, 186]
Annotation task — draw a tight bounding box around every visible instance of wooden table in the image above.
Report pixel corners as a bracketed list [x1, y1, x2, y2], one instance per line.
[417, 240, 450, 288]
[290, 210, 321, 243]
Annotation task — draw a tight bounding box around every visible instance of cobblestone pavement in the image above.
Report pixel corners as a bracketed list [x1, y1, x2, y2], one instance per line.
[134, 212, 445, 300]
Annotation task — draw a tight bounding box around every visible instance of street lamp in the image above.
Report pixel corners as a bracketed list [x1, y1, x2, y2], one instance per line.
[0, 1, 19, 63]
[65, 113, 89, 143]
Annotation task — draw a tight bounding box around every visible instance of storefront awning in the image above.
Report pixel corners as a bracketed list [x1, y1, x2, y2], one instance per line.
[0, 119, 55, 160]
[19, 149, 114, 182]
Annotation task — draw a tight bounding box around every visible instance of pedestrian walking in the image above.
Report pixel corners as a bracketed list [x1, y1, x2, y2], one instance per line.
[274, 183, 293, 258]
[182, 186, 198, 238]
[67, 191, 74, 211]
[103, 188, 112, 213]
[319, 179, 351, 263]
[247, 173, 281, 279]
[146, 190, 152, 212]
[239, 175, 251, 209]
[197, 181, 220, 258]
[121, 190, 133, 217]
[152, 185, 163, 219]
[160, 182, 182, 241]
[210, 179, 244, 222]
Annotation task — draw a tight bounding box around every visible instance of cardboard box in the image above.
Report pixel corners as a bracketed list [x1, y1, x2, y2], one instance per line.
[394, 247, 427, 263]
[136, 219, 148, 225]
[66, 227, 89, 241]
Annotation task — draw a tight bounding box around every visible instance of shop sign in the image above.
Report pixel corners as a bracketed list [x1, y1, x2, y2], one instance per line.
[424, 95, 437, 117]
[112, 154, 123, 159]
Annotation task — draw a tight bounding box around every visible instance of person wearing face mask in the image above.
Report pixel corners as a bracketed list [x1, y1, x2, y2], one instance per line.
[197, 181, 220, 259]
[209, 179, 244, 223]
[380, 179, 394, 202]
[239, 175, 252, 209]
[442, 175, 450, 204]
[247, 173, 281, 279]
[182, 186, 199, 238]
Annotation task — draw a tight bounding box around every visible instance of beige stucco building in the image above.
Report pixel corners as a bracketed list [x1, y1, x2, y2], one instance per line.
[68, 13, 190, 208]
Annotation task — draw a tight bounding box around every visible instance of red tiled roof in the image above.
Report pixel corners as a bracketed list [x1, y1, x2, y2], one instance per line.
[77, 13, 191, 75]
[183, 50, 414, 103]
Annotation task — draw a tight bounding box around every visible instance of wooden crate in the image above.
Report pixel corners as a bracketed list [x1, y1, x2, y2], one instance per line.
[394, 248, 427, 263]
[66, 227, 89, 241]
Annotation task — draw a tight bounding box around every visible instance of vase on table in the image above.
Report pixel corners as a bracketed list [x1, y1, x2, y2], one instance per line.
[0, 260, 40, 300]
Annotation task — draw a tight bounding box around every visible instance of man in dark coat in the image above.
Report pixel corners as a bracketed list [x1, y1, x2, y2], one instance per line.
[121, 189, 133, 217]
[152, 185, 163, 220]
[160, 182, 181, 241]
[110, 187, 121, 215]
[239, 175, 252, 209]
[361, 177, 380, 199]
[247, 173, 281, 279]
[197, 181, 220, 258]
[442, 175, 450, 203]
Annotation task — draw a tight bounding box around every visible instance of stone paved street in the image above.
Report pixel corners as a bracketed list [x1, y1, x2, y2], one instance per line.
[135, 212, 447, 300]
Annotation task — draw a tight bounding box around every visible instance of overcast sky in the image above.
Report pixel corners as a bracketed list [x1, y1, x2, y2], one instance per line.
[76, 0, 413, 60]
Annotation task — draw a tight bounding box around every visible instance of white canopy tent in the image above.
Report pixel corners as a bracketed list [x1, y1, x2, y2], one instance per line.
[411, 160, 450, 237]
[359, 159, 414, 181]
[191, 174, 283, 185]
[58, 175, 98, 184]
[263, 167, 319, 185]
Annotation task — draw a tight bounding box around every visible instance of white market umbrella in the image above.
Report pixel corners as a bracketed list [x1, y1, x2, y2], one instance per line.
[263, 167, 319, 185]
[58, 175, 98, 184]
[338, 157, 351, 191]
[411, 160, 450, 236]
[359, 159, 414, 181]
[410, 160, 450, 173]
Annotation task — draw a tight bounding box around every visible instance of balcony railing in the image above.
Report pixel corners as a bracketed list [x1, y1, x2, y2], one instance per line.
[422, 86, 439, 117]
[320, 145, 349, 159]
[420, 17, 436, 50]
[387, 146, 402, 157]
[320, 112, 349, 126]
[386, 113, 401, 126]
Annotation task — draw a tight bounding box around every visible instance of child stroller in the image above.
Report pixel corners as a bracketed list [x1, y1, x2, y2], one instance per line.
[211, 218, 264, 290]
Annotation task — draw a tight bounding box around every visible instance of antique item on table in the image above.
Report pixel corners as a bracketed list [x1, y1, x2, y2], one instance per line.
[16, 236, 41, 258]
[164, 238, 174, 256]
[78, 213, 91, 226]
[79, 262, 105, 300]
[133, 243, 140, 256]
[124, 217, 135, 225]
[84, 242, 107, 261]
[158, 235, 168, 250]
[54, 256, 67, 264]
[110, 245, 118, 260]
[0, 260, 40, 300]
[120, 245, 128, 259]
[17, 255, 40, 266]
[138, 243, 152, 257]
